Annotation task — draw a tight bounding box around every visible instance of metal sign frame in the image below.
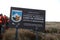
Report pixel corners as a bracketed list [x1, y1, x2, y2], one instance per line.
[10, 7, 45, 32]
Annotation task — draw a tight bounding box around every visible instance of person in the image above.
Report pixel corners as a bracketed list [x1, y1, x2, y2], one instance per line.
[0, 14, 9, 40]
[0, 14, 4, 40]
[3, 15, 9, 30]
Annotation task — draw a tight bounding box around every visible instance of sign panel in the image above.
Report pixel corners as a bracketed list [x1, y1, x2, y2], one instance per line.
[11, 10, 22, 22]
[23, 9, 45, 32]
[10, 7, 45, 32]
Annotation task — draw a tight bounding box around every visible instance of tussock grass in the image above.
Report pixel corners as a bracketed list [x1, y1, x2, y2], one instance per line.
[3, 28, 60, 40]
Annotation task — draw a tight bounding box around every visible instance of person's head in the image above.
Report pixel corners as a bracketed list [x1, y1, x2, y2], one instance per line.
[0, 14, 3, 16]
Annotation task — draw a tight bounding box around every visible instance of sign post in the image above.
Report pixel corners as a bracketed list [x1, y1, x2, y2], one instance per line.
[35, 25, 38, 40]
[10, 9, 22, 40]
[15, 24, 19, 40]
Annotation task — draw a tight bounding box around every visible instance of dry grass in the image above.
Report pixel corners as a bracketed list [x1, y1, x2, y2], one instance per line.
[3, 28, 60, 40]
[2, 22, 60, 40]
[3, 28, 41, 40]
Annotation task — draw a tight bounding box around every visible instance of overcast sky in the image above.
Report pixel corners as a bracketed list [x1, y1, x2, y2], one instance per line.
[0, 0, 60, 22]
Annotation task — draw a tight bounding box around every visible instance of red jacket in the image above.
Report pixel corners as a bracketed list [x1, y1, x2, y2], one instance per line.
[0, 15, 9, 31]
[3, 15, 9, 29]
[0, 15, 3, 24]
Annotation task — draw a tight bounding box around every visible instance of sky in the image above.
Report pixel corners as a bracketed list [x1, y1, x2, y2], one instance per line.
[0, 0, 60, 22]
[12, 10, 22, 16]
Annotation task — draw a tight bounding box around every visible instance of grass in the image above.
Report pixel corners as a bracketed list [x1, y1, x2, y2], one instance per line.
[2, 28, 60, 40]
[2, 22, 60, 40]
